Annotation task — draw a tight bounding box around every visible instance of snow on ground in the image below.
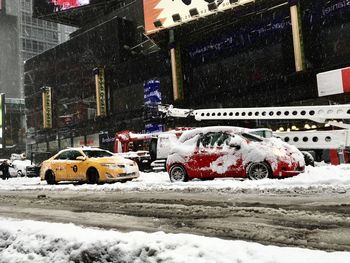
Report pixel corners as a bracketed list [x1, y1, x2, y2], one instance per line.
[0, 217, 348, 263]
[0, 165, 350, 194]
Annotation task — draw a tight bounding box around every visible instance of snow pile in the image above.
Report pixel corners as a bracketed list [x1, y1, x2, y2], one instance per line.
[167, 134, 200, 164]
[0, 165, 350, 193]
[0, 217, 348, 263]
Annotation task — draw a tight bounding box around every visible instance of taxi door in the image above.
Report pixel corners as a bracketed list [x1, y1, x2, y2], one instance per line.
[50, 151, 69, 181]
[64, 150, 86, 181]
[189, 132, 223, 178]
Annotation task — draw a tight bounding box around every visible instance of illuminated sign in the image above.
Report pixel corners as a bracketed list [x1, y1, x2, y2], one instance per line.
[50, 0, 90, 11]
[144, 80, 164, 133]
[144, 0, 255, 34]
[33, 0, 91, 18]
[95, 68, 107, 117]
[144, 80, 161, 105]
[42, 87, 53, 129]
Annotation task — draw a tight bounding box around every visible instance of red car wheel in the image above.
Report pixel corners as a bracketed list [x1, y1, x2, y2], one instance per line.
[247, 162, 271, 180]
[169, 165, 188, 182]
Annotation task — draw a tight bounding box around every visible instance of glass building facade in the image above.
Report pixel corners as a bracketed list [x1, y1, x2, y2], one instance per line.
[0, 0, 74, 154]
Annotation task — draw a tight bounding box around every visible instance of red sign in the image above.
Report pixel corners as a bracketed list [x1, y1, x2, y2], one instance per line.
[317, 67, 350, 97]
[342, 68, 350, 93]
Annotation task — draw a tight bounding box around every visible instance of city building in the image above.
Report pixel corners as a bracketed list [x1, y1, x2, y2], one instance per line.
[24, 0, 350, 154]
[0, 0, 75, 155]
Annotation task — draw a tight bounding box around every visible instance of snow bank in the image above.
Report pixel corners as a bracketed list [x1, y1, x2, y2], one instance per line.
[0, 165, 350, 194]
[0, 217, 348, 263]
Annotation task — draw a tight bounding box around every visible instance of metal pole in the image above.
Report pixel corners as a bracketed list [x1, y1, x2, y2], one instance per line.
[290, 1, 304, 72]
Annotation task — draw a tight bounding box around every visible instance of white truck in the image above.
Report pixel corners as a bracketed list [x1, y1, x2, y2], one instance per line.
[114, 129, 185, 172]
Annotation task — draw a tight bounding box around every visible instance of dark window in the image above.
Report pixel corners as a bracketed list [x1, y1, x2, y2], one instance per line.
[67, 150, 84, 160]
[55, 151, 69, 160]
[200, 132, 229, 147]
[83, 150, 113, 158]
[241, 133, 263, 142]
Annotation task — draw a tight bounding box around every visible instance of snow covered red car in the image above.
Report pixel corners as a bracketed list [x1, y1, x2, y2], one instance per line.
[166, 127, 305, 182]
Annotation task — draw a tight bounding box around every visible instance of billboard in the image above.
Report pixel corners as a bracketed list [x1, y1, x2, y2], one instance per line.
[144, 80, 164, 133]
[33, 0, 91, 17]
[317, 67, 350, 97]
[50, 0, 90, 11]
[0, 94, 4, 149]
[144, 79, 162, 106]
[143, 0, 255, 34]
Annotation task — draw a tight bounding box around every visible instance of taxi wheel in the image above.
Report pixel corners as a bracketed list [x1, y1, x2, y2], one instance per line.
[87, 168, 99, 184]
[247, 162, 271, 180]
[46, 171, 56, 185]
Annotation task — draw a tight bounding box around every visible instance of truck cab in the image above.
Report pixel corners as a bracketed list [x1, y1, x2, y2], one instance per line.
[149, 133, 178, 171]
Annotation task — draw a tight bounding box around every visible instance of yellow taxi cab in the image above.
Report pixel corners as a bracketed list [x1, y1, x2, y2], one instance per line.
[40, 147, 139, 184]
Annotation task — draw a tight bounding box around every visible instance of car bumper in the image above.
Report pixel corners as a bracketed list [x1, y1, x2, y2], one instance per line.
[279, 170, 304, 177]
[104, 171, 139, 182]
[276, 165, 305, 177]
[274, 161, 305, 178]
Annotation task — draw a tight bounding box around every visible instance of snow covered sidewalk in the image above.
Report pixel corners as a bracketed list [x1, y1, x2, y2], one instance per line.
[0, 217, 348, 263]
[0, 165, 350, 194]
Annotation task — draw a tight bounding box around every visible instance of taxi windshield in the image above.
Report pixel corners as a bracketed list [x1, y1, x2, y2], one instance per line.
[83, 150, 113, 158]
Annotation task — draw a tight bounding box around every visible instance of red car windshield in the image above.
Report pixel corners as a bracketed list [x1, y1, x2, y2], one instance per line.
[241, 133, 263, 142]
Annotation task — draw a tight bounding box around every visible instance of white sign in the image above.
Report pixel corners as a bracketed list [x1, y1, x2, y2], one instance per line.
[317, 67, 350, 97]
[86, 134, 99, 147]
[144, 0, 255, 34]
[73, 136, 85, 147]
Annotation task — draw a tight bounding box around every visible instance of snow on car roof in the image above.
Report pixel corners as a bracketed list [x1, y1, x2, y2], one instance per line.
[178, 126, 250, 143]
[59, 147, 109, 152]
[67, 147, 102, 150]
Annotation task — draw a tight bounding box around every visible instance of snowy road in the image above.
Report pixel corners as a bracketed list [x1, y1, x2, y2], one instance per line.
[0, 165, 349, 252]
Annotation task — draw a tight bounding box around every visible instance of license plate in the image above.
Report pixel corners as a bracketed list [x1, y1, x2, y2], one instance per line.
[119, 173, 135, 177]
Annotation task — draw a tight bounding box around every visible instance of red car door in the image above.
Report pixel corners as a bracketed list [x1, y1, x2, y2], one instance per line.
[205, 133, 245, 178]
[187, 132, 228, 179]
[188, 132, 246, 179]
[222, 134, 245, 177]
